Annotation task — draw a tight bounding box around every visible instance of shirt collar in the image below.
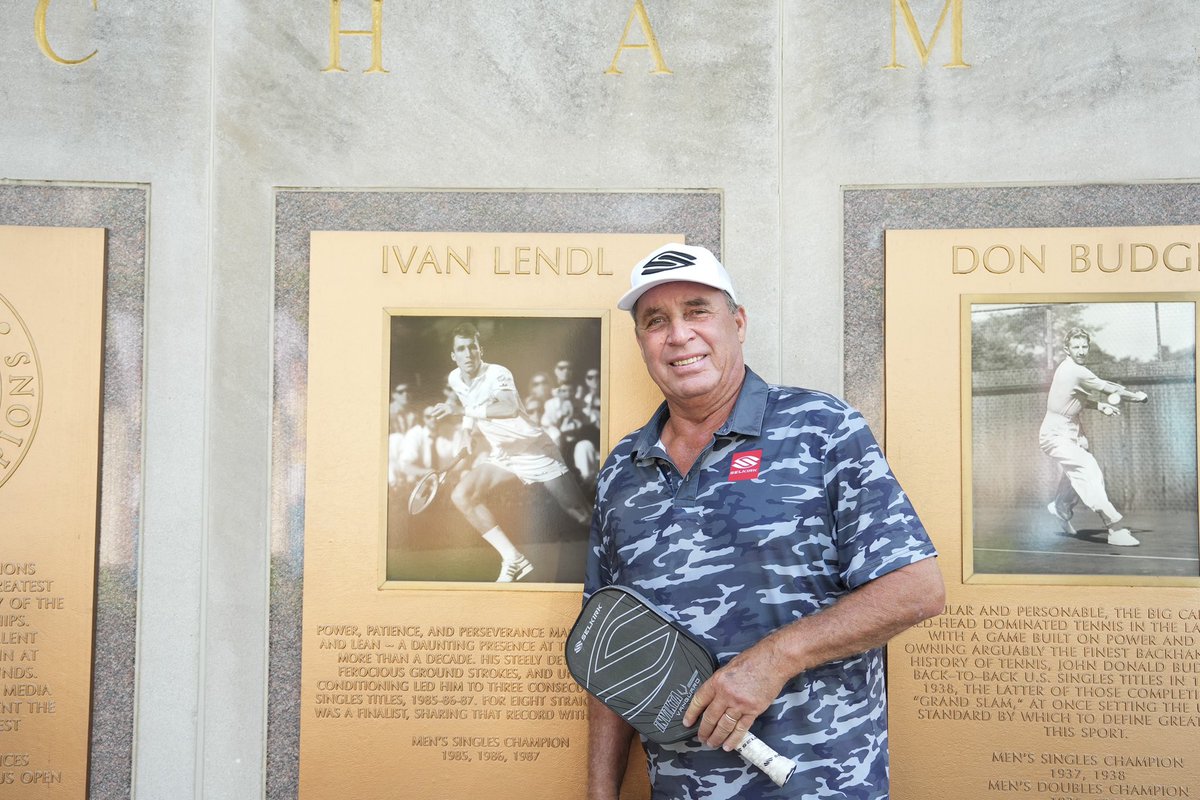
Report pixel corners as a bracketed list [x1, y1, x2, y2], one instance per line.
[630, 367, 768, 462]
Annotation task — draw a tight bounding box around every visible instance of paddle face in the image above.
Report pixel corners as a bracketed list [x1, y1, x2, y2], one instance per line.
[565, 586, 717, 744]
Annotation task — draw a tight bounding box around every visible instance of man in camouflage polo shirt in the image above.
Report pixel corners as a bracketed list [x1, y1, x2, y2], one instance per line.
[584, 243, 945, 800]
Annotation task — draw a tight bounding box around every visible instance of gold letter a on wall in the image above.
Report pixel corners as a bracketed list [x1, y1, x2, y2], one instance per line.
[605, 0, 672, 75]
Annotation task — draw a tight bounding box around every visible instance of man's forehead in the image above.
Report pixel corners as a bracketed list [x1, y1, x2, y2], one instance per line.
[634, 281, 726, 315]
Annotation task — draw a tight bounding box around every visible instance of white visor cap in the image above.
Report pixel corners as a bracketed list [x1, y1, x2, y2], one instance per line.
[617, 243, 737, 312]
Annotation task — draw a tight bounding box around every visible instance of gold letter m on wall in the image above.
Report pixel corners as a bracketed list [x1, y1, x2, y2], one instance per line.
[884, 0, 969, 69]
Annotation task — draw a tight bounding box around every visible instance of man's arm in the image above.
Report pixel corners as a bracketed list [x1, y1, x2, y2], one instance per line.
[430, 393, 464, 421]
[587, 696, 635, 800]
[467, 386, 521, 419]
[684, 556, 944, 749]
[1089, 384, 1148, 418]
[1079, 374, 1149, 405]
[431, 387, 522, 421]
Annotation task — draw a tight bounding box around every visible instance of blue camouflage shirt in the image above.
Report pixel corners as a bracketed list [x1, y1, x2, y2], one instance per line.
[585, 368, 936, 800]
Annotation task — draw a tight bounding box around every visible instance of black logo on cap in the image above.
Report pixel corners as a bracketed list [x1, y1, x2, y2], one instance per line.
[641, 250, 696, 275]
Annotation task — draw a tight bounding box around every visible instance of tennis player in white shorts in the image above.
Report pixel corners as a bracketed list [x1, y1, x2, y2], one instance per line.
[432, 323, 591, 581]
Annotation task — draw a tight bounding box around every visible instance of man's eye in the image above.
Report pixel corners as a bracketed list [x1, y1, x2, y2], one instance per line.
[642, 317, 665, 330]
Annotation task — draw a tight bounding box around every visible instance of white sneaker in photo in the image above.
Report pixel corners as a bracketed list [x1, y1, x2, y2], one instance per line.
[497, 554, 533, 582]
[1107, 528, 1139, 547]
[1046, 501, 1076, 535]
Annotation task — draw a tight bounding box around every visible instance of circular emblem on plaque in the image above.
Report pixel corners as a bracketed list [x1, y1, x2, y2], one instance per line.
[0, 292, 42, 489]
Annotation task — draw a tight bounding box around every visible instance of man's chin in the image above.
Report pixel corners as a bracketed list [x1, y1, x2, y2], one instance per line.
[658, 375, 719, 403]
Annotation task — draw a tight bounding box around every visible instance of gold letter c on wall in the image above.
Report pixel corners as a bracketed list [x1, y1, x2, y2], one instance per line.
[35, 0, 99, 66]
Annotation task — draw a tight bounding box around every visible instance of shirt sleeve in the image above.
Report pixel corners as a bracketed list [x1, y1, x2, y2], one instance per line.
[583, 504, 608, 601]
[583, 449, 627, 600]
[487, 364, 518, 396]
[821, 401, 937, 590]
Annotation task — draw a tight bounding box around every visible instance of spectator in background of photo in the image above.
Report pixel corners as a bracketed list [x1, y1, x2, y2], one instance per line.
[523, 371, 551, 420]
[386, 382, 417, 488]
[554, 358, 584, 401]
[1041, 327, 1149, 547]
[540, 382, 578, 446]
[390, 405, 469, 489]
[541, 381, 599, 490]
[581, 367, 601, 425]
[389, 382, 416, 436]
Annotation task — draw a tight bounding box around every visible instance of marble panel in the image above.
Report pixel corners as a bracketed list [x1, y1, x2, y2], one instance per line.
[0, 181, 146, 800]
[266, 188, 720, 797]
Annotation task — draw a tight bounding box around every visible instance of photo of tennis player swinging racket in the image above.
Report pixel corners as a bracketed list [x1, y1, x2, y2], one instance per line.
[406, 449, 470, 515]
[566, 585, 796, 788]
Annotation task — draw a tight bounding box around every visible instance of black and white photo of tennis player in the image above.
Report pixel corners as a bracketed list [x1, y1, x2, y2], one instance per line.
[969, 299, 1198, 578]
[385, 314, 600, 583]
[1041, 326, 1149, 547]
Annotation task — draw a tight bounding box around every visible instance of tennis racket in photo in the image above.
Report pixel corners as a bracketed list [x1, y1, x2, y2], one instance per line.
[406, 450, 469, 515]
[565, 585, 795, 787]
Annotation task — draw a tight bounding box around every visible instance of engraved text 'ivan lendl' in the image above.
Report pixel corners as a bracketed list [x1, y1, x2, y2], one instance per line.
[381, 245, 612, 277]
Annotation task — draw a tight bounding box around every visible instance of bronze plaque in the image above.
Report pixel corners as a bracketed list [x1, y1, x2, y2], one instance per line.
[884, 226, 1200, 798]
[299, 231, 671, 799]
[0, 225, 106, 797]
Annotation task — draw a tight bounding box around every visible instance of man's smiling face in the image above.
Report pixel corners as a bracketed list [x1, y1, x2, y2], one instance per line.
[633, 281, 746, 409]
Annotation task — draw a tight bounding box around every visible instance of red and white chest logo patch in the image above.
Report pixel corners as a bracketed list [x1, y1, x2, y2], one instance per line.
[728, 450, 762, 481]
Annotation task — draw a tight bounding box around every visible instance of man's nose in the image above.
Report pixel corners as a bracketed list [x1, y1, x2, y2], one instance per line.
[664, 316, 694, 344]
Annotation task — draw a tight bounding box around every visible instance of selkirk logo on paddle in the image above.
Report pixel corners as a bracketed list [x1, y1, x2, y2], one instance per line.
[728, 450, 762, 481]
[0, 292, 42, 489]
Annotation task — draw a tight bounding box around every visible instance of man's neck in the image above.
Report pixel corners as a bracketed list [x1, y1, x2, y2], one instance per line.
[659, 376, 744, 475]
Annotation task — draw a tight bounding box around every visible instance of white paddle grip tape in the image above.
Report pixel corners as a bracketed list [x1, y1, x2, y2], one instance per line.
[734, 732, 796, 787]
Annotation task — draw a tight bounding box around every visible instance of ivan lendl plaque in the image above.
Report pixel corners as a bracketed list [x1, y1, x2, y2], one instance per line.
[883, 226, 1200, 800]
[299, 231, 670, 799]
[0, 226, 106, 797]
